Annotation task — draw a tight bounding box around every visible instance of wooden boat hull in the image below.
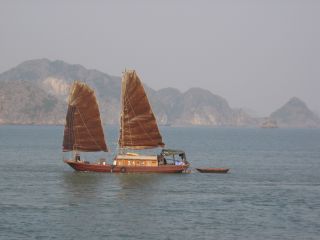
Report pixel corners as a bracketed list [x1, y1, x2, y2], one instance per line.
[196, 168, 229, 173]
[64, 160, 189, 173]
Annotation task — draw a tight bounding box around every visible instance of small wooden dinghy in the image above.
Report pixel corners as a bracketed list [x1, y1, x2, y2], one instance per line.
[196, 168, 229, 173]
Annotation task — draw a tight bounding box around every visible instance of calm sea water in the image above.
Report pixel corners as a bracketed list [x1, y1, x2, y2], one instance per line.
[0, 125, 320, 240]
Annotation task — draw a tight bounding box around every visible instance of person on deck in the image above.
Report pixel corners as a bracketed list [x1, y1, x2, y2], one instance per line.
[175, 160, 184, 166]
[163, 158, 167, 165]
[75, 153, 80, 161]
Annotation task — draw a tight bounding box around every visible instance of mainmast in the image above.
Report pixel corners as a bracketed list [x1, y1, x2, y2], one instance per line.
[118, 70, 165, 150]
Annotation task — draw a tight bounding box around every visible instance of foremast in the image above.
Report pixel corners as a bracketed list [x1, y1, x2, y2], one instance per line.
[63, 81, 108, 154]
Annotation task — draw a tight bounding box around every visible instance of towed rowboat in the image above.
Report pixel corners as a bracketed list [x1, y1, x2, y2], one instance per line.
[196, 168, 229, 173]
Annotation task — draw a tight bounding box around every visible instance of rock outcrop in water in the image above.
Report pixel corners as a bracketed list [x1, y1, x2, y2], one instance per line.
[270, 97, 320, 128]
[260, 118, 278, 128]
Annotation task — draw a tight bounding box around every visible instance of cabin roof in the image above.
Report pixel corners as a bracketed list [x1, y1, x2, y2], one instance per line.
[161, 149, 185, 156]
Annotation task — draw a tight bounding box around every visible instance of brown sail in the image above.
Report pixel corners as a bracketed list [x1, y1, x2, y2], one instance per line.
[119, 70, 165, 149]
[63, 81, 108, 152]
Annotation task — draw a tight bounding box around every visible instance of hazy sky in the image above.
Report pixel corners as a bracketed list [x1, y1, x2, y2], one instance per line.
[1, 0, 319, 116]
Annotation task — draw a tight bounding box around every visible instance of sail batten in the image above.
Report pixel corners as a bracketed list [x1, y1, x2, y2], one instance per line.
[63, 81, 108, 152]
[118, 70, 165, 149]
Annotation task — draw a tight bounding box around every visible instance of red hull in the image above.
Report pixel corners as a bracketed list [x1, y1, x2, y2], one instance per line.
[64, 160, 189, 173]
[112, 165, 188, 173]
[196, 168, 229, 173]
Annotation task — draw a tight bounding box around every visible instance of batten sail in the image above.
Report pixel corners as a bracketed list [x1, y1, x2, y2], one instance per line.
[119, 70, 165, 149]
[63, 81, 108, 152]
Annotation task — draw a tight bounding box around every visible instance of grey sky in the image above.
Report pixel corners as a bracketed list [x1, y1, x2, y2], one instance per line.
[1, 0, 319, 116]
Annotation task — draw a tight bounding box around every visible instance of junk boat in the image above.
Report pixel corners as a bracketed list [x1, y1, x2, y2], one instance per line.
[63, 71, 189, 173]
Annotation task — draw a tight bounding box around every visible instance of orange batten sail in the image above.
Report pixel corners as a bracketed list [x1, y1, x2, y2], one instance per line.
[63, 81, 108, 152]
[119, 70, 165, 149]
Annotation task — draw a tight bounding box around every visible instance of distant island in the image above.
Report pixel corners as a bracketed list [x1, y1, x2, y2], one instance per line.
[0, 59, 319, 128]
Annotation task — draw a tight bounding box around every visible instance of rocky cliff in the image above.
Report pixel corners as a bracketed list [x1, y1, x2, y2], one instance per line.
[0, 59, 121, 124]
[4, 59, 317, 128]
[0, 59, 254, 126]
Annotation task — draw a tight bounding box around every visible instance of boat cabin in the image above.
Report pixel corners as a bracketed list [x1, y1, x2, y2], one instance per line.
[159, 149, 189, 166]
[114, 154, 158, 167]
[113, 149, 188, 167]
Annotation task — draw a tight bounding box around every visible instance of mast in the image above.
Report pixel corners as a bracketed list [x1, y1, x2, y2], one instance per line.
[119, 75, 126, 151]
[118, 70, 165, 150]
[63, 81, 108, 152]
